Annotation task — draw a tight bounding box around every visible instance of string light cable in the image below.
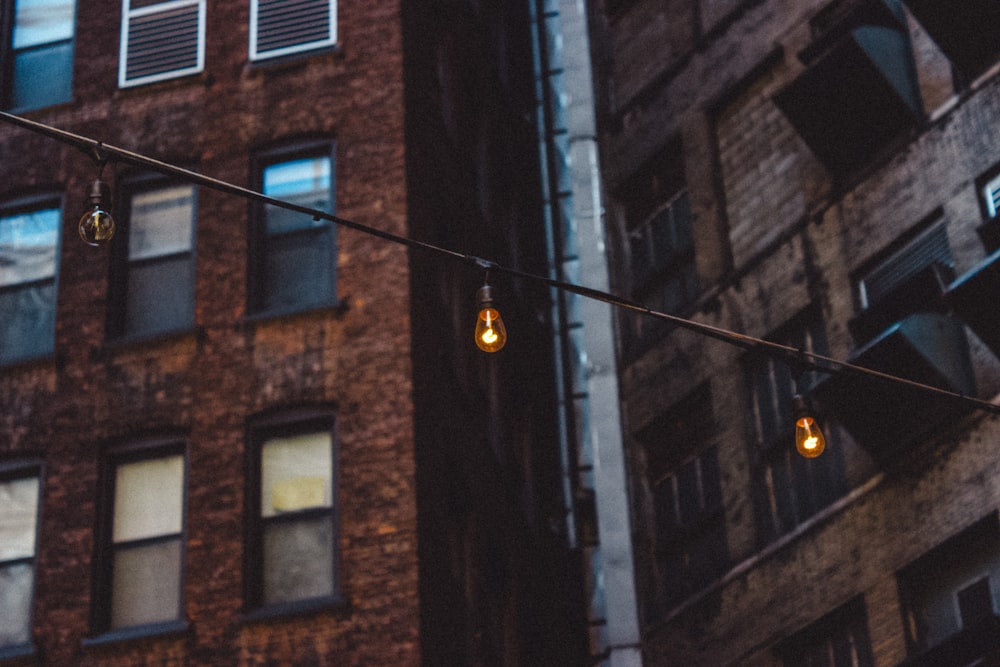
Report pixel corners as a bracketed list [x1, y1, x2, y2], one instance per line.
[2, 110, 999, 419]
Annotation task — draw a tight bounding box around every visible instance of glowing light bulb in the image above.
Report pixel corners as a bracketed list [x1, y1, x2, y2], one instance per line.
[78, 179, 115, 246]
[474, 285, 507, 352]
[794, 415, 826, 458]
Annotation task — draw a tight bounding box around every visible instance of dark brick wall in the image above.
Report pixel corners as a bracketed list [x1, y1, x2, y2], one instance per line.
[594, 0, 1000, 664]
[0, 0, 420, 664]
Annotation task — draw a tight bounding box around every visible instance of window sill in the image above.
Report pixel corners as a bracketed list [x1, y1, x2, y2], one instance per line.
[82, 620, 189, 648]
[0, 642, 37, 663]
[104, 325, 198, 351]
[244, 298, 348, 325]
[241, 595, 348, 625]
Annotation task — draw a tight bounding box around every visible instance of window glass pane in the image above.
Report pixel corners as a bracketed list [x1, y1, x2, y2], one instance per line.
[11, 41, 73, 110]
[0, 562, 33, 646]
[113, 455, 183, 542]
[0, 477, 38, 561]
[110, 539, 181, 628]
[262, 229, 334, 311]
[262, 515, 334, 605]
[128, 185, 194, 260]
[125, 255, 194, 336]
[0, 207, 59, 287]
[13, 0, 74, 49]
[263, 157, 332, 234]
[0, 283, 55, 363]
[261, 432, 332, 518]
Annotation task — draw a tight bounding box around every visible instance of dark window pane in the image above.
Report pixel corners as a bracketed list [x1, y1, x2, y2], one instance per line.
[262, 516, 334, 605]
[125, 255, 194, 336]
[111, 539, 182, 628]
[676, 459, 700, 526]
[0, 562, 33, 646]
[262, 228, 334, 312]
[12, 41, 73, 110]
[0, 282, 56, 363]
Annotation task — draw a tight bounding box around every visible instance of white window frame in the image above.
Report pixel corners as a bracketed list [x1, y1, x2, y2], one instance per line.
[118, 0, 206, 88]
[249, 0, 337, 62]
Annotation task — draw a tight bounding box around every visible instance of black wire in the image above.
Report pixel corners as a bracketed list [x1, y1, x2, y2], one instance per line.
[3, 110, 998, 416]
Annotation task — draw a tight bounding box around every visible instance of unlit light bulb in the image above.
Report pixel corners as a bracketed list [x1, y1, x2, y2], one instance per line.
[474, 285, 507, 352]
[78, 179, 115, 246]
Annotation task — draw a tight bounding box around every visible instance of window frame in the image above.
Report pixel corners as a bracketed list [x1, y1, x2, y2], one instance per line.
[776, 596, 875, 667]
[637, 385, 728, 608]
[617, 140, 699, 358]
[0, 192, 63, 367]
[107, 173, 197, 342]
[744, 308, 847, 545]
[0, 460, 42, 659]
[244, 408, 341, 618]
[118, 0, 206, 89]
[249, 0, 337, 62]
[1, 0, 76, 111]
[90, 438, 188, 642]
[248, 140, 337, 318]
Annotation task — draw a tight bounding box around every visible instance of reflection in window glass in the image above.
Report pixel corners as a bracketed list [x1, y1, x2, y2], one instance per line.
[251, 147, 336, 315]
[0, 204, 60, 364]
[13, 0, 74, 49]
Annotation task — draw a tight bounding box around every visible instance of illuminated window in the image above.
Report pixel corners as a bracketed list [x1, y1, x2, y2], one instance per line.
[94, 442, 186, 635]
[246, 412, 339, 612]
[0, 463, 41, 656]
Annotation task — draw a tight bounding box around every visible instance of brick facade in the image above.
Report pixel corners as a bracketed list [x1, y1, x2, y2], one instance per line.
[1, 0, 419, 664]
[593, 0, 1000, 663]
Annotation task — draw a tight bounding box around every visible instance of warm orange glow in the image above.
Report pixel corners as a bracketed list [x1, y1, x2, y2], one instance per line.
[475, 307, 507, 352]
[795, 415, 826, 458]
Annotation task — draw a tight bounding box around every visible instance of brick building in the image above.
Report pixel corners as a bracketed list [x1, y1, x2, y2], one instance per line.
[0, 0, 588, 664]
[589, 0, 1000, 664]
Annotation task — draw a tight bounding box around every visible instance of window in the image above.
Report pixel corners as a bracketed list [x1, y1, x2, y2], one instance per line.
[249, 144, 336, 316]
[119, 0, 205, 87]
[618, 142, 698, 357]
[2, 0, 74, 110]
[246, 412, 339, 612]
[249, 0, 337, 62]
[108, 177, 196, 340]
[637, 385, 727, 609]
[898, 514, 1000, 661]
[94, 442, 186, 635]
[0, 197, 61, 366]
[0, 463, 41, 656]
[855, 222, 952, 311]
[746, 310, 846, 544]
[983, 172, 1000, 220]
[777, 597, 875, 667]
